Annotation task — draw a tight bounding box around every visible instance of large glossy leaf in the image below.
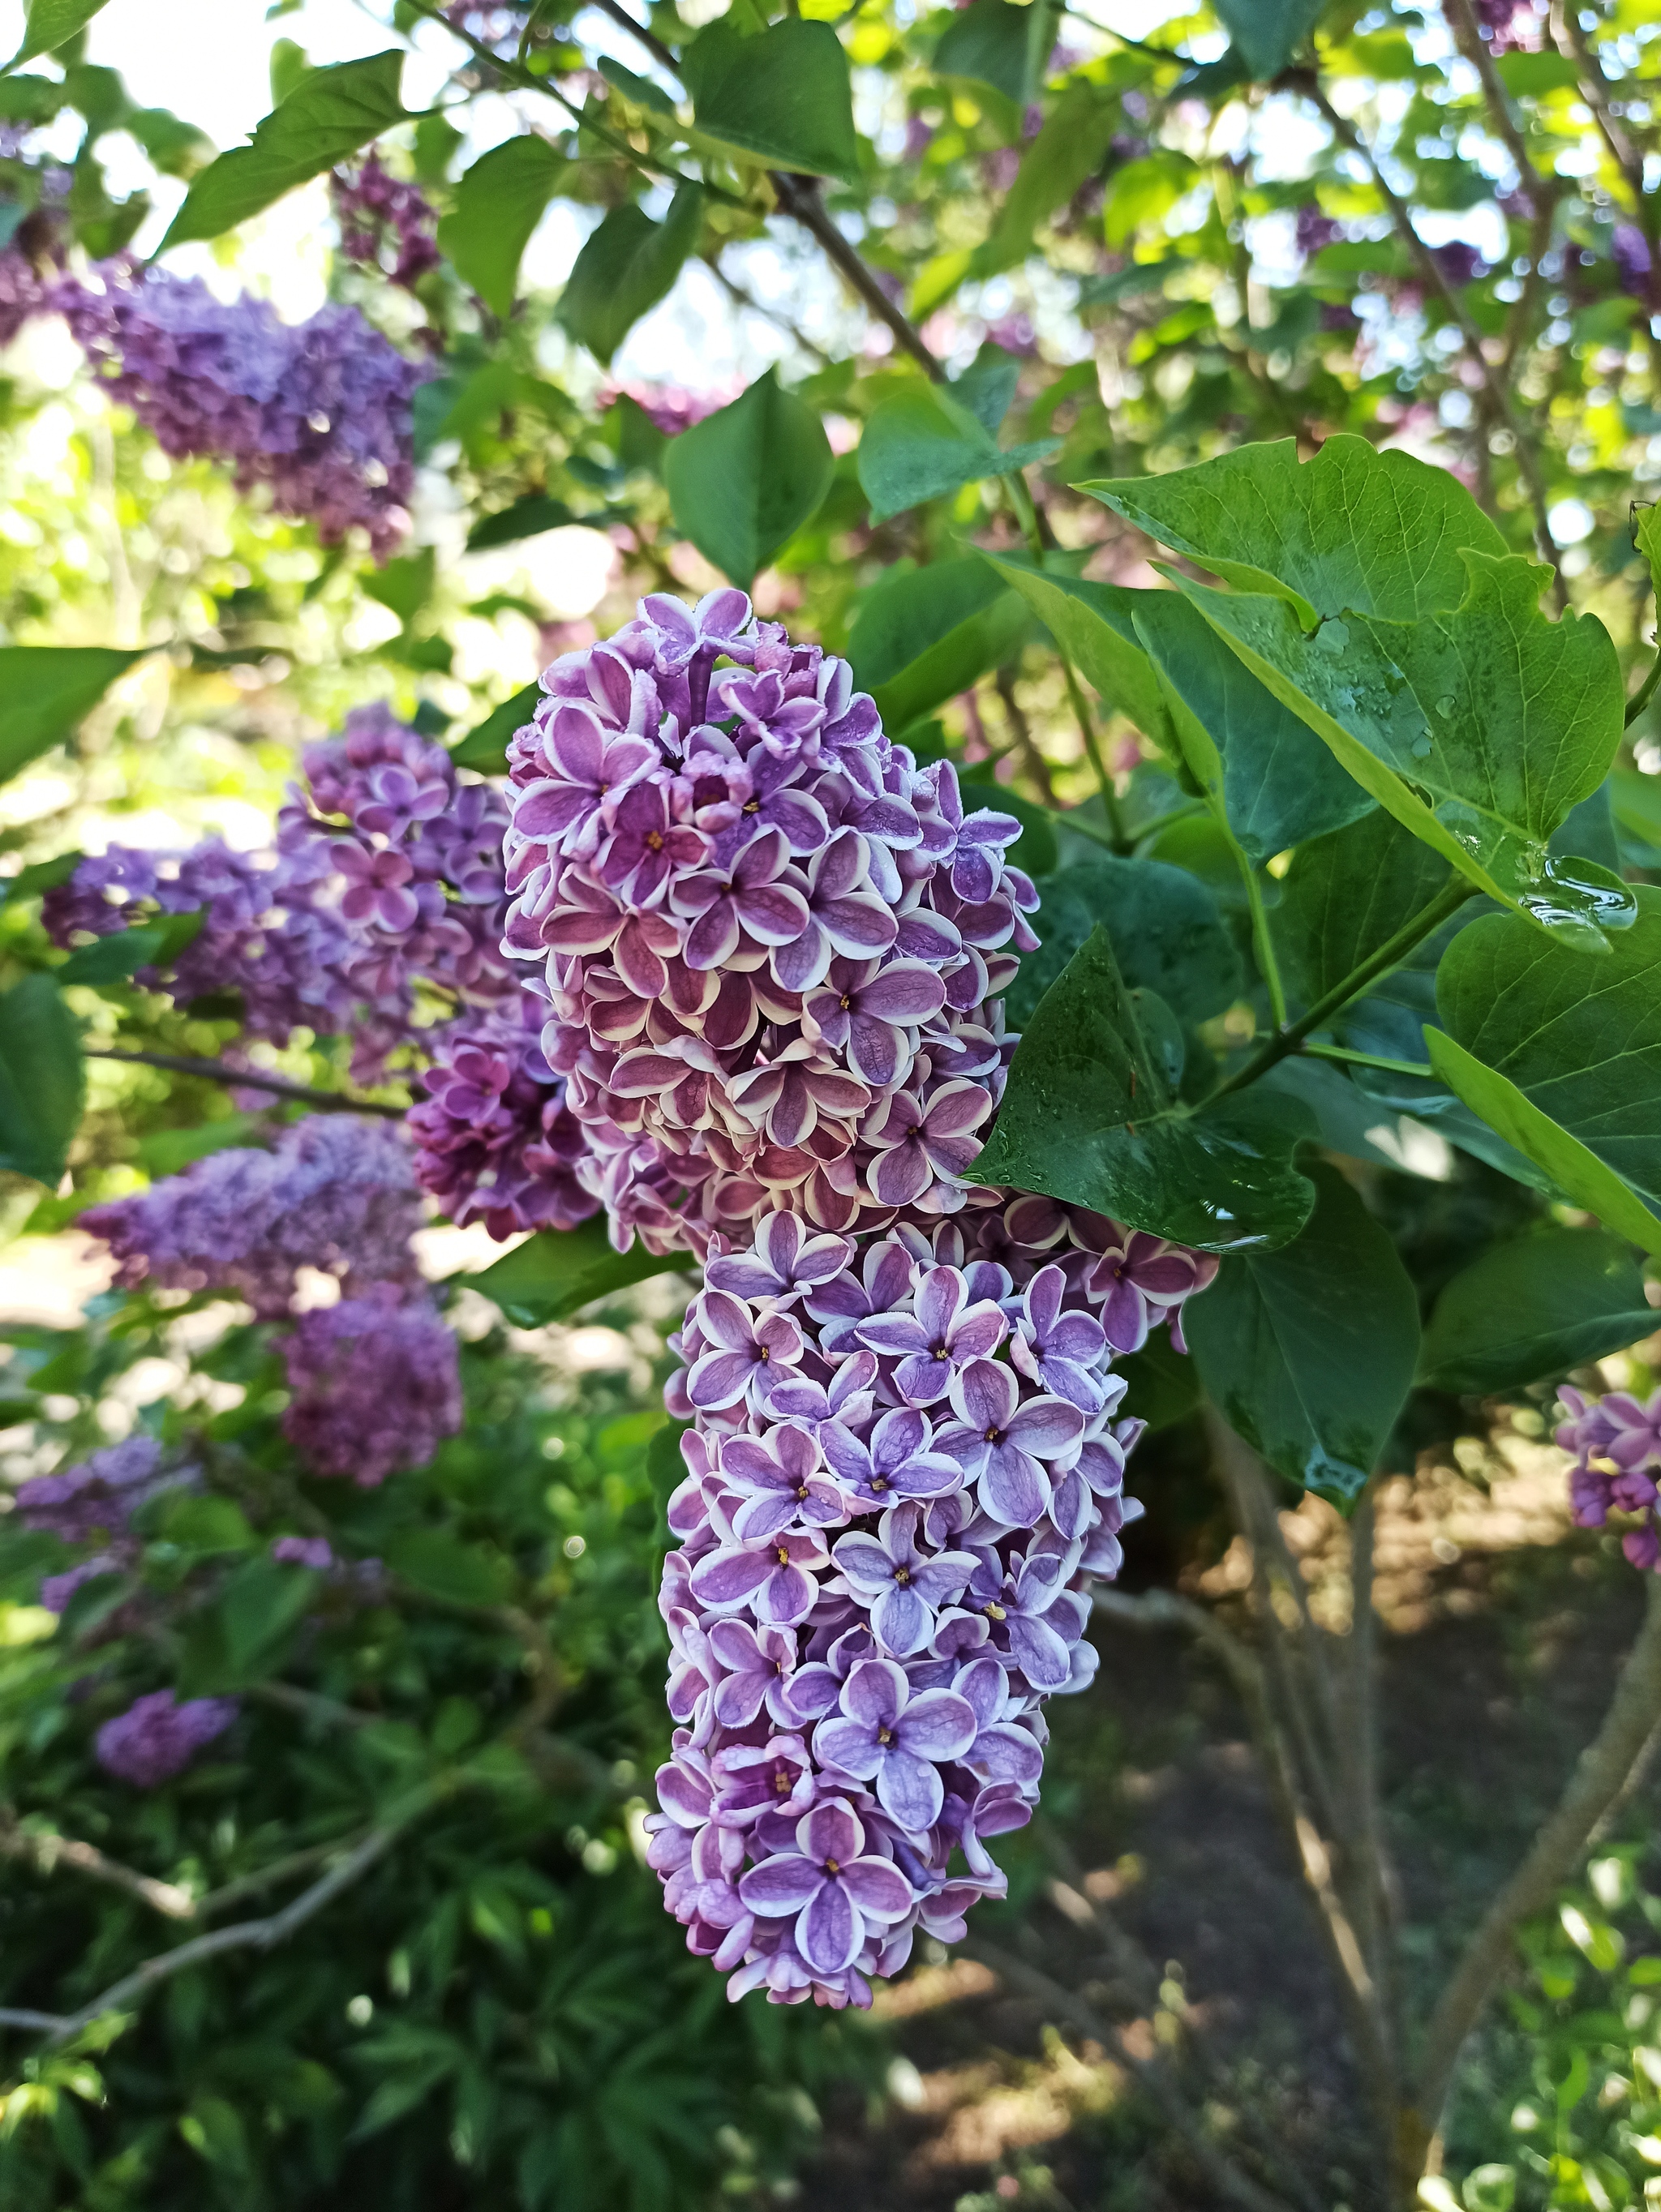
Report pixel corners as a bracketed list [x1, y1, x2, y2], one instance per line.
[1006, 858, 1240, 1031]
[1176, 556, 1629, 950]
[1419, 1227, 1656, 1394]
[933, 0, 1056, 109]
[981, 554, 1171, 744]
[0, 645, 144, 786]
[1082, 432, 1505, 623]
[1436, 893, 1661, 1209]
[971, 926, 1316, 1253]
[1185, 1160, 1420, 1502]
[0, 975, 84, 1186]
[462, 1218, 692, 1327]
[14, 0, 109, 63]
[164, 51, 405, 247]
[1274, 809, 1454, 1006]
[556, 185, 702, 366]
[684, 19, 859, 182]
[436, 135, 565, 321]
[1212, 0, 1328, 78]
[848, 558, 1029, 731]
[665, 371, 834, 591]
[1131, 590, 1375, 862]
[856, 386, 1059, 523]
[1114, 1331, 1203, 1434]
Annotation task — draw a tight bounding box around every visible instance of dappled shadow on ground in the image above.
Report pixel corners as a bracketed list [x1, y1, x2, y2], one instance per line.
[794, 1424, 1651, 2212]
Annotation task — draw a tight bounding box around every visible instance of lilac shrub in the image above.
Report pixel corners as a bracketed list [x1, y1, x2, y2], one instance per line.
[499, 587, 1215, 2004]
[56, 266, 427, 559]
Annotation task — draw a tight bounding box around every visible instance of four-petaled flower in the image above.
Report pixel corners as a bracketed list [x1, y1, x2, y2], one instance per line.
[772, 833, 898, 993]
[720, 1422, 847, 1541]
[513, 702, 655, 857]
[707, 1618, 802, 1730]
[802, 957, 947, 1090]
[1081, 1225, 1211, 1354]
[813, 1657, 978, 1828]
[961, 1550, 1075, 1691]
[934, 1359, 1084, 1526]
[686, 1291, 805, 1412]
[333, 840, 419, 932]
[1010, 1263, 1109, 1412]
[736, 1797, 914, 1974]
[856, 1263, 1006, 1406]
[599, 777, 707, 906]
[689, 1527, 830, 1627]
[704, 1209, 854, 1309]
[820, 1405, 963, 1513]
[830, 1502, 975, 1657]
[672, 826, 811, 971]
[861, 1080, 992, 1207]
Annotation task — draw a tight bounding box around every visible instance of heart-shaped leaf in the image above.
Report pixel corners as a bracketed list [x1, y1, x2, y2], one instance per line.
[1419, 1226, 1656, 1394]
[684, 18, 859, 182]
[556, 185, 702, 366]
[0, 645, 145, 787]
[848, 556, 1030, 731]
[664, 371, 834, 589]
[857, 386, 1060, 522]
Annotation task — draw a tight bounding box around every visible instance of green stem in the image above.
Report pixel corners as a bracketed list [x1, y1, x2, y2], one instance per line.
[1127, 798, 1207, 843]
[1207, 877, 1478, 1105]
[1240, 860, 1289, 1031]
[1625, 649, 1661, 730]
[1295, 1041, 1436, 1080]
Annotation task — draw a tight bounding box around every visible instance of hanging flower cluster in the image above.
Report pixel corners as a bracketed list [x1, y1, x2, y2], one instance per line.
[16, 1435, 194, 1616]
[54, 266, 428, 559]
[1556, 1385, 1661, 1571]
[501, 586, 1036, 1259]
[645, 1198, 1212, 2008]
[95, 1691, 238, 1787]
[281, 1285, 463, 1486]
[330, 152, 440, 294]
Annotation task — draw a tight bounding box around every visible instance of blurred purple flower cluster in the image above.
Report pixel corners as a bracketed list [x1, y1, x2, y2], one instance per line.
[16, 1434, 193, 1614]
[331, 152, 440, 293]
[1613, 224, 1655, 308]
[281, 1285, 461, 1485]
[55, 265, 427, 559]
[1294, 207, 1345, 259]
[645, 1199, 1213, 2006]
[603, 382, 740, 438]
[95, 1690, 238, 1787]
[1557, 1385, 1661, 1571]
[502, 588, 1034, 1258]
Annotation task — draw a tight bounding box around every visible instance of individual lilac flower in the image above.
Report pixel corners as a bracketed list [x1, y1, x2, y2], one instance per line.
[727, 1042, 871, 1154]
[599, 778, 707, 906]
[771, 832, 897, 992]
[333, 838, 421, 931]
[95, 1691, 238, 1787]
[820, 1405, 963, 1513]
[861, 1080, 993, 1207]
[708, 1618, 804, 1729]
[801, 1237, 918, 1354]
[281, 1290, 461, 1485]
[961, 1550, 1075, 1691]
[856, 1263, 1006, 1406]
[688, 1527, 830, 1627]
[720, 1423, 847, 1541]
[699, 739, 830, 864]
[934, 1359, 1084, 1526]
[813, 1658, 977, 1828]
[737, 1798, 914, 1974]
[830, 1503, 976, 1656]
[511, 703, 656, 857]
[802, 958, 946, 1090]
[1080, 1225, 1210, 1354]
[953, 1654, 1045, 1785]
[674, 828, 811, 971]
[704, 1211, 853, 1308]
[1011, 1263, 1109, 1413]
[685, 1291, 805, 1411]
[641, 586, 755, 675]
[712, 1733, 816, 1824]
[762, 1348, 879, 1433]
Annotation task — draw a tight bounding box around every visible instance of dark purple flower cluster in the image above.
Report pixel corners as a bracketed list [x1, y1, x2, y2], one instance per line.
[1472, 0, 1539, 49]
[95, 1690, 238, 1787]
[80, 1113, 424, 1318]
[1613, 223, 1655, 307]
[281, 1285, 461, 1486]
[1557, 1385, 1661, 1571]
[643, 1198, 1213, 2007]
[1430, 241, 1487, 288]
[16, 1434, 193, 1614]
[502, 587, 1035, 1259]
[56, 265, 428, 559]
[1294, 206, 1344, 259]
[331, 152, 440, 293]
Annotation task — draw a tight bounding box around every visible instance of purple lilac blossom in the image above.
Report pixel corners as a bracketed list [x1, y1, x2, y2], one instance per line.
[281, 1288, 461, 1485]
[331, 152, 440, 292]
[95, 1690, 238, 1786]
[1556, 1385, 1661, 1573]
[56, 265, 428, 559]
[1613, 224, 1655, 306]
[643, 1198, 1214, 2008]
[79, 1114, 425, 1317]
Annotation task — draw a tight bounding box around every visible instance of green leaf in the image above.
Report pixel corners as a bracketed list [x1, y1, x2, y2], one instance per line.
[952, 345, 1022, 437]
[136, 1114, 260, 1176]
[218, 1555, 320, 1679]
[1211, 0, 1327, 79]
[384, 1528, 513, 1609]
[848, 557, 1030, 731]
[1427, 1031, 1661, 1258]
[971, 925, 1317, 1252]
[1494, 49, 1579, 96]
[1419, 1227, 1655, 1394]
[163, 50, 406, 248]
[933, 0, 1056, 111]
[981, 553, 1172, 744]
[1436, 891, 1661, 1211]
[556, 184, 702, 367]
[1186, 1161, 1419, 1500]
[55, 909, 203, 984]
[972, 81, 1121, 279]
[13, 0, 109, 64]
[857, 384, 1059, 522]
[466, 493, 577, 551]
[1275, 810, 1453, 1006]
[1174, 557, 1629, 950]
[1130, 590, 1375, 862]
[0, 851, 82, 906]
[1114, 1328, 1203, 1434]
[664, 370, 834, 590]
[161, 1493, 257, 1556]
[0, 645, 144, 786]
[1082, 432, 1506, 624]
[0, 975, 84, 1186]
[362, 547, 434, 628]
[449, 683, 539, 774]
[436, 135, 565, 321]
[596, 54, 676, 117]
[462, 1215, 692, 1327]
[683, 18, 859, 182]
[1006, 857, 1240, 1031]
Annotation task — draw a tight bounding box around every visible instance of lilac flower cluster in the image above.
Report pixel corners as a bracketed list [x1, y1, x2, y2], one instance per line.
[331, 152, 440, 293]
[643, 1199, 1213, 2008]
[1613, 224, 1655, 309]
[95, 1690, 238, 1787]
[80, 1113, 424, 1318]
[56, 265, 427, 559]
[281, 1285, 461, 1486]
[501, 587, 1036, 1259]
[15, 1435, 192, 1614]
[1556, 1385, 1661, 1572]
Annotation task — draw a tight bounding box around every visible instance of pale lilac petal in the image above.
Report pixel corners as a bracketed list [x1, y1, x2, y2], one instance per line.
[798, 1880, 860, 1973]
[740, 1854, 824, 1915]
[896, 1687, 976, 1762]
[875, 1747, 944, 1832]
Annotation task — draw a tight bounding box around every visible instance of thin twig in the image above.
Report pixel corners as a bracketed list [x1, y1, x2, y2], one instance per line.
[86, 1049, 406, 1118]
[0, 1810, 194, 1921]
[992, 666, 1058, 807]
[706, 255, 835, 367]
